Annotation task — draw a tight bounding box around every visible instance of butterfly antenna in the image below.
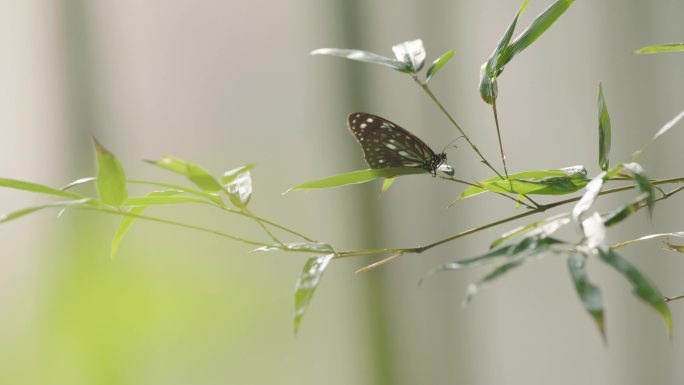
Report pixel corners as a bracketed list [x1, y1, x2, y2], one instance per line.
[441, 136, 465, 153]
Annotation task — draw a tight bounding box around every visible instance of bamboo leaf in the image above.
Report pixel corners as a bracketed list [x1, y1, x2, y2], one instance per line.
[426, 50, 455, 83]
[622, 162, 655, 215]
[93, 137, 128, 206]
[634, 43, 684, 54]
[498, 0, 575, 67]
[381, 178, 395, 193]
[0, 199, 91, 223]
[612, 232, 684, 250]
[632, 109, 684, 160]
[597, 83, 612, 171]
[597, 249, 671, 336]
[146, 155, 222, 192]
[253, 242, 334, 254]
[0, 178, 83, 199]
[567, 253, 605, 339]
[286, 168, 428, 192]
[311, 48, 410, 72]
[294, 253, 335, 334]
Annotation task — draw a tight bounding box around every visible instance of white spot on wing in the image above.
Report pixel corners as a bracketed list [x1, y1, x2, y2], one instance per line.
[360, 123, 367, 129]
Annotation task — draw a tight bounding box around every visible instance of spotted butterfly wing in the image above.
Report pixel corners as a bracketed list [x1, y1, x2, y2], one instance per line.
[347, 113, 446, 176]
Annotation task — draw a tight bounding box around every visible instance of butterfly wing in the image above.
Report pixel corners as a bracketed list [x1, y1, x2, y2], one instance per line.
[346, 113, 438, 169]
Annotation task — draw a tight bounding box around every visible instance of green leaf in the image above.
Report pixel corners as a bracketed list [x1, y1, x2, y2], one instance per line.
[597, 248, 672, 335]
[129, 180, 223, 205]
[146, 155, 222, 192]
[634, 43, 684, 54]
[456, 167, 587, 200]
[567, 253, 605, 339]
[612, 232, 684, 250]
[603, 194, 646, 227]
[311, 48, 410, 72]
[479, 64, 498, 104]
[622, 162, 655, 215]
[597, 83, 612, 171]
[253, 242, 334, 254]
[490, 212, 570, 248]
[498, 0, 575, 67]
[0, 178, 84, 199]
[93, 137, 128, 206]
[632, 109, 684, 161]
[487, 0, 529, 76]
[424, 236, 561, 281]
[287, 168, 428, 192]
[464, 238, 560, 303]
[226, 171, 252, 207]
[186, 163, 223, 192]
[123, 195, 212, 207]
[381, 178, 395, 193]
[61, 177, 96, 191]
[294, 253, 335, 334]
[391, 39, 426, 73]
[0, 199, 91, 224]
[221, 164, 255, 186]
[425, 50, 455, 83]
[571, 172, 605, 224]
[110, 206, 146, 260]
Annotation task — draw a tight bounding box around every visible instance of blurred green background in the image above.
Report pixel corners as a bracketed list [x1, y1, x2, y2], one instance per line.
[1, 1, 684, 384]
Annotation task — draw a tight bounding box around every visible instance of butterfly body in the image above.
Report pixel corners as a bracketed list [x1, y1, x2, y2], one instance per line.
[347, 113, 446, 176]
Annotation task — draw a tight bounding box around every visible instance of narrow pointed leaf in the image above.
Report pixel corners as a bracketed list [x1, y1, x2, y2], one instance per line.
[381, 178, 395, 193]
[622, 162, 655, 215]
[93, 137, 128, 206]
[498, 0, 575, 67]
[457, 168, 587, 200]
[129, 180, 223, 205]
[311, 48, 410, 72]
[603, 194, 647, 227]
[146, 155, 222, 192]
[597, 83, 612, 171]
[0, 178, 83, 199]
[123, 195, 212, 207]
[488, 0, 529, 75]
[632, 109, 684, 161]
[634, 43, 684, 54]
[294, 253, 335, 334]
[426, 50, 455, 83]
[567, 253, 605, 339]
[612, 232, 684, 250]
[287, 168, 428, 192]
[62, 177, 96, 191]
[253, 242, 334, 254]
[186, 163, 222, 192]
[490, 213, 570, 248]
[0, 199, 91, 223]
[465, 240, 559, 303]
[392, 39, 426, 73]
[425, 236, 561, 280]
[597, 249, 672, 335]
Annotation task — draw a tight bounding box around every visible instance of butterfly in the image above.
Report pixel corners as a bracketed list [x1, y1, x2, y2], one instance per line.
[346, 113, 447, 176]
